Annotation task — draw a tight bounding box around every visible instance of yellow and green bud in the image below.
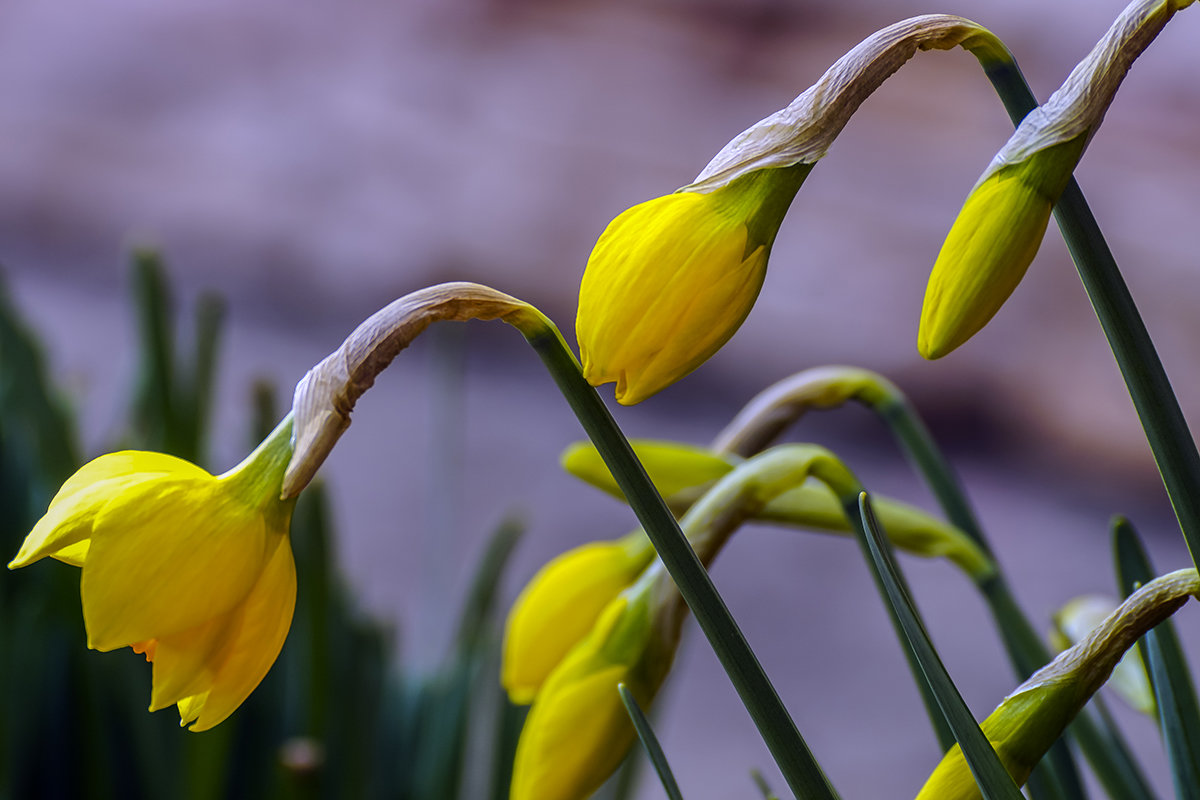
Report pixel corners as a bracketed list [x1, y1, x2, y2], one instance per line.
[510, 570, 683, 800]
[918, 136, 1085, 359]
[574, 17, 1017, 402]
[8, 418, 298, 731]
[501, 531, 656, 704]
[576, 164, 809, 405]
[917, 568, 1199, 799]
[920, 0, 1194, 358]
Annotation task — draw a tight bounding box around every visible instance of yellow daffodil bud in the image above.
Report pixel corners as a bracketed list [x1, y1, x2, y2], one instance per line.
[510, 573, 683, 800]
[918, 136, 1086, 358]
[1051, 594, 1155, 715]
[502, 531, 655, 704]
[917, 568, 1199, 799]
[577, 164, 809, 405]
[8, 418, 298, 731]
[561, 438, 736, 510]
[920, 0, 1194, 358]
[563, 438, 992, 578]
[574, 16, 1018, 403]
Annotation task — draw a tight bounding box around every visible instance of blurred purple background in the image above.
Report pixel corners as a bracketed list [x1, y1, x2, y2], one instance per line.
[2, 0, 1198, 795]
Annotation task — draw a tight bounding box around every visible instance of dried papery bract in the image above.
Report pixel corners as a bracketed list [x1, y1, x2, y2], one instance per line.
[577, 16, 1013, 406]
[917, 569, 1200, 799]
[920, 0, 1196, 358]
[1051, 595, 1155, 716]
[283, 282, 547, 498]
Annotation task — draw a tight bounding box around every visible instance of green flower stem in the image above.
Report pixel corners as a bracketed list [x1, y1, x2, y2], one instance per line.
[971, 56, 1162, 800]
[981, 59, 1200, 573]
[523, 325, 839, 800]
[875, 390, 1127, 798]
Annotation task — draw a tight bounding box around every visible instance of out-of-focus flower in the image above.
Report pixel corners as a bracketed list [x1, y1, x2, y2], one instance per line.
[510, 572, 683, 800]
[502, 531, 655, 704]
[919, 0, 1193, 359]
[1051, 594, 1155, 715]
[916, 568, 1199, 799]
[918, 136, 1085, 359]
[564, 438, 993, 579]
[8, 419, 297, 731]
[577, 164, 809, 405]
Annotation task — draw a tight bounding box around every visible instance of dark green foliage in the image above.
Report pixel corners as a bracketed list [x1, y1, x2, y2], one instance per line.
[0, 258, 523, 799]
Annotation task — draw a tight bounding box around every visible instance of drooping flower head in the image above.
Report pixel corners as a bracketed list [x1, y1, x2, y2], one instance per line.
[575, 16, 1016, 403]
[8, 417, 298, 731]
[577, 163, 809, 405]
[918, 136, 1085, 359]
[919, 0, 1194, 358]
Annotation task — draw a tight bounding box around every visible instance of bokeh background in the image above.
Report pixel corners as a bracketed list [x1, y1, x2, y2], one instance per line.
[2, 0, 1198, 796]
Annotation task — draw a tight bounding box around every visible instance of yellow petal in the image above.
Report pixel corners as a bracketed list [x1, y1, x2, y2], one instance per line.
[148, 614, 231, 712]
[8, 452, 202, 569]
[81, 478, 270, 651]
[502, 537, 652, 704]
[182, 532, 296, 731]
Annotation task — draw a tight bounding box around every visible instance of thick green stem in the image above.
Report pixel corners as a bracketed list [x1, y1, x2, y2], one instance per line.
[524, 327, 838, 800]
[982, 61, 1200, 571]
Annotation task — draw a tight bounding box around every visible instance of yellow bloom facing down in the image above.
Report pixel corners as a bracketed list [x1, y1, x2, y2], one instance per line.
[8, 418, 298, 731]
[510, 575, 683, 800]
[502, 531, 655, 704]
[919, 135, 1087, 359]
[577, 163, 810, 405]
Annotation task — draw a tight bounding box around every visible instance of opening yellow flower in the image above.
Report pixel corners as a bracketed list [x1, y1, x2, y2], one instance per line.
[576, 164, 809, 405]
[8, 417, 298, 731]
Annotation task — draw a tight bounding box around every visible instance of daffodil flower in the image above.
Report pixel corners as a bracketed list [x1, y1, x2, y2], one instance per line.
[919, 0, 1193, 358]
[8, 417, 297, 731]
[576, 164, 809, 405]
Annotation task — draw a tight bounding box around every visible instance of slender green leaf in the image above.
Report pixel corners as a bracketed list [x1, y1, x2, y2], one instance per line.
[526, 329, 840, 800]
[130, 248, 178, 453]
[855, 493, 1023, 800]
[1114, 518, 1200, 798]
[618, 684, 682, 800]
[453, 517, 524, 654]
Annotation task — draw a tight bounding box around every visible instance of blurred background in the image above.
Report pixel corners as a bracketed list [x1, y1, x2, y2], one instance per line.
[1, 0, 1198, 796]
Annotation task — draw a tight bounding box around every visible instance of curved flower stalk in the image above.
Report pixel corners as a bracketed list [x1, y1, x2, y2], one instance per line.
[916, 568, 1200, 799]
[920, 0, 1196, 358]
[510, 443, 863, 800]
[283, 281, 837, 797]
[563, 437, 992, 579]
[1051, 595, 1155, 716]
[7, 417, 297, 731]
[502, 530, 656, 704]
[577, 15, 1013, 405]
[284, 282, 548, 497]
